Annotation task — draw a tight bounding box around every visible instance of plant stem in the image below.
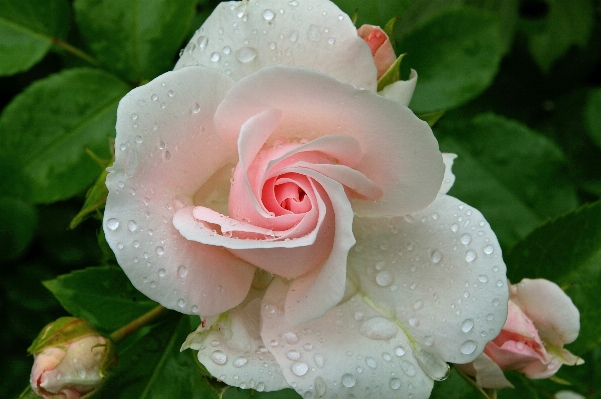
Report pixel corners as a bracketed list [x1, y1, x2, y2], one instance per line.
[51, 37, 102, 68]
[109, 305, 168, 344]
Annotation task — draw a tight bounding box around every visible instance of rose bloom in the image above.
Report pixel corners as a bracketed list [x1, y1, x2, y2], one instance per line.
[31, 334, 108, 399]
[457, 279, 582, 389]
[103, 0, 509, 397]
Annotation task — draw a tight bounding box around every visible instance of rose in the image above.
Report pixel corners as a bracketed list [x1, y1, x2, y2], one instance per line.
[103, 0, 509, 397]
[29, 318, 115, 399]
[457, 279, 582, 389]
[358, 25, 397, 78]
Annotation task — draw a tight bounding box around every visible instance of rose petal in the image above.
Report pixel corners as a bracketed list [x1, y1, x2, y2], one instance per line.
[215, 65, 444, 217]
[176, 0, 376, 91]
[104, 66, 256, 316]
[439, 153, 457, 196]
[348, 195, 508, 364]
[183, 289, 289, 391]
[510, 279, 580, 347]
[261, 277, 434, 399]
[358, 24, 397, 79]
[471, 353, 514, 389]
[379, 69, 418, 107]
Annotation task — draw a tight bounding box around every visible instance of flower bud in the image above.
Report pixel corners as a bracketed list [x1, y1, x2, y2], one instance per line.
[458, 279, 583, 389]
[29, 317, 116, 399]
[357, 24, 397, 79]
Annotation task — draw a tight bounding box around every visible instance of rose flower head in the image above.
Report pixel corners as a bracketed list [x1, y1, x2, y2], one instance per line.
[103, 0, 509, 397]
[29, 317, 116, 399]
[458, 278, 583, 389]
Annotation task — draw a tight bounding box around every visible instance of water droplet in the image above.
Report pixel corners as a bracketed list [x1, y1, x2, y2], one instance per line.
[133, 240, 139, 248]
[395, 346, 406, 357]
[465, 250, 477, 262]
[413, 300, 424, 311]
[151, 94, 158, 101]
[307, 25, 321, 42]
[415, 348, 450, 381]
[408, 316, 420, 327]
[460, 340, 477, 355]
[303, 343, 313, 351]
[235, 47, 257, 63]
[288, 30, 299, 42]
[314, 353, 324, 368]
[283, 331, 299, 344]
[327, 37, 335, 44]
[233, 356, 248, 367]
[460, 233, 472, 245]
[156, 246, 164, 256]
[389, 377, 402, 390]
[484, 245, 494, 255]
[191, 305, 198, 313]
[196, 36, 208, 48]
[315, 376, 326, 396]
[341, 373, 356, 388]
[359, 316, 397, 340]
[496, 279, 504, 287]
[177, 298, 186, 308]
[492, 298, 500, 306]
[376, 270, 394, 287]
[400, 360, 417, 376]
[177, 265, 187, 277]
[211, 350, 227, 365]
[461, 319, 474, 333]
[478, 275, 488, 283]
[222, 46, 231, 55]
[291, 362, 308, 376]
[262, 9, 275, 20]
[287, 350, 301, 360]
[451, 223, 459, 232]
[127, 220, 138, 232]
[167, 90, 174, 98]
[354, 311, 365, 321]
[107, 218, 119, 230]
[135, 135, 143, 144]
[191, 103, 201, 114]
[131, 113, 138, 121]
[430, 250, 442, 264]
[158, 268, 166, 277]
[270, 339, 278, 347]
[269, 41, 277, 50]
[210, 52, 221, 62]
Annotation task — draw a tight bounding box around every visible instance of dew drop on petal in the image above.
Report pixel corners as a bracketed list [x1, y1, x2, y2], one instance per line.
[430, 250, 442, 264]
[210, 52, 221, 62]
[415, 348, 450, 381]
[196, 36, 208, 48]
[400, 360, 417, 377]
[288, 30, 299, 42]
[484, 245, 494, 255]
[177, 265, 188, 278]
[177, 298, 186, 308]
[107, 218, 119, 230]
[465, 250, 477, 262]
[291, 362, 308, 376]
[233, 356, 248, 368]
[395, 346, 406, 357]
[479, 275, 488, 283]
[460, 233, 472, 245]
[375, 270, 394, 287]
[283, 331, 299, 344]
[263, 9, 275, 20]
[127, 220, 138, 232]
[341, 373, 356, 388]
[315, 376, 326, 396]
[307, 25, 321, 42]
[460, 340, 477, 355]
[211, 350, 227, 365]
[191, 103, 201, 114]
[359, 317, 397, 340]
[313, 353, 324, 368]
[156, 246, 164, 256]
[235, 47, 257, 63]
[287, 350, 301, 360]
[461, 319, 474, 333]
[158, 268, 166, 277]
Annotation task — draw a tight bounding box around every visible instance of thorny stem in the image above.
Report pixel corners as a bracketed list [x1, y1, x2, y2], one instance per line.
[109, 305, 168, 344]
[455, 366, 497, 399]
[51, 37, 102, 68]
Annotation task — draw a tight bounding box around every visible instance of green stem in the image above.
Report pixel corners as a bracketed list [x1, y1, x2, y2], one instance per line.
[109, 305, 168, 344]
[51, 37, 102, 68]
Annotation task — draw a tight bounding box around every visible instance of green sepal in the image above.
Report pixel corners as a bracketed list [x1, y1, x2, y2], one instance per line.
[27, 317, 98, 354]
[384, 16, 399, 48]
[417, 110, 445, 127]
[98, 339, 118, 379]
[17, 386, 43, 399]
[377, 53, 406, 92]
[69, 169, 109, 229]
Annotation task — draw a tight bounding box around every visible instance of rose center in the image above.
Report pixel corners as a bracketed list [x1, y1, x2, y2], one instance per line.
[274, 180, 311, 213]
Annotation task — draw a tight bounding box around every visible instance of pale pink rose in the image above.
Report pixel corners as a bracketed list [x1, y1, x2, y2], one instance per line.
[104, 0, 509, 396]
[458, 278, 582, 389]
[31, 335, 108, 399]
[358, 25, 397, 79]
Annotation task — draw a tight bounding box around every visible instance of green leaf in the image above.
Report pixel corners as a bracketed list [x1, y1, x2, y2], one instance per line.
[223, 387, 301, 399]
[73, 0, 198, 83]
[0, 196, 37, 262]
[332, 0, 414, 27]
[0, 68, 130, 204]
[506, 201, 601, 354]
[17, 386, 43, 399]
[43, 266, 157, 332]
[95, 315, 218, 399]
[520, 0, 594, 72]
[0, 0, 70, 76]
[430, 368, 480, 399]
[436, 113, 579, 249]
[397, 7, 504, 113]
[418, 110, 445, 127]
[585, 88, 601, 149]
[69, 169, 109, 229]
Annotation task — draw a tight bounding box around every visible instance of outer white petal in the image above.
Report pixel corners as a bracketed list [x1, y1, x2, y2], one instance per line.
[175, 0, 376, 91]
[379, 69, 418, 107]
[104, 66, 255, 316]
[215, 65, 444, 217]
[261, 278, 434, 399]
[439, 153, 457, 196]
[183, 289, 289, 391]
[348, 195, 509, 364]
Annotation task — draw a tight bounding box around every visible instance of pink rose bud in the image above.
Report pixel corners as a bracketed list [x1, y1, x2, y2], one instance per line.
[357, 24, 397, 79]
[29, 318, 116, 399]
[458, 279, 582, 388]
